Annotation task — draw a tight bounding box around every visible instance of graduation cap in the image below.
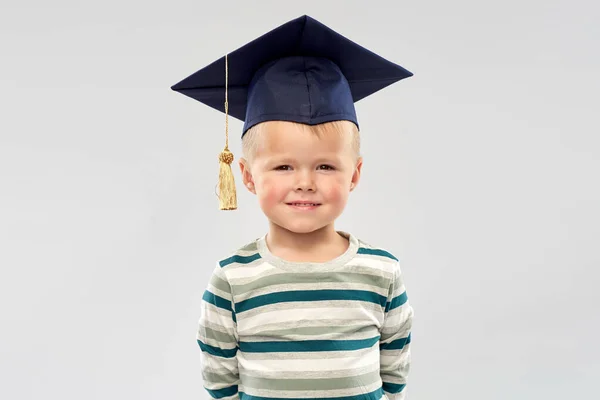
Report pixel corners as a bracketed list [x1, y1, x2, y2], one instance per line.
[171, 15, 412, 210]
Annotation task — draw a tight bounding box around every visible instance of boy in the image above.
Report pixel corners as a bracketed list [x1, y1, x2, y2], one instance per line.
[172, 15, 414, 400]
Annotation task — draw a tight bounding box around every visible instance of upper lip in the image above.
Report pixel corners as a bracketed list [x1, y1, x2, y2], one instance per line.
[286, 201, 321, 204]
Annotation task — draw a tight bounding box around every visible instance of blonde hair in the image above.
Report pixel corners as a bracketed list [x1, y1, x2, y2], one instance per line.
[242, 120, 360, 164]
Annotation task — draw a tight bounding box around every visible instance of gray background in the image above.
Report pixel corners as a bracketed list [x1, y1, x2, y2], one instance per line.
[1, 0, 598, 399]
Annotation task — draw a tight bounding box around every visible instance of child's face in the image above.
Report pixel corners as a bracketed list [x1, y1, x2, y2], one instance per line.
[240, 121, 362, 234]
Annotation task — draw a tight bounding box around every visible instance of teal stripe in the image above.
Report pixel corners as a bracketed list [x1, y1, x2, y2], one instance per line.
[238, 335, 380, 353]
[206, 384, 238, 399]
[197, 339, 238, 358]
[239, 386, 384, 400]
[203, 290, 232, 312]
[382, 382, 406, 394]
[236, 289, 387, 313]
[380, 333, 411, 351]
[219, 253, 262, 267]
[385, 291, 407, 312]
[357, 247, 398, 261]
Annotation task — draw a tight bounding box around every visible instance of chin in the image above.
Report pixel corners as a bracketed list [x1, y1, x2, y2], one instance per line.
[285, 225, 322, 234]
[261, 204, 344, 234]
[272, 219, 330, 234]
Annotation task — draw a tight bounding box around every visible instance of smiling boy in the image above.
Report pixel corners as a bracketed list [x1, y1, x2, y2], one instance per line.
[172, 15, 415, 400]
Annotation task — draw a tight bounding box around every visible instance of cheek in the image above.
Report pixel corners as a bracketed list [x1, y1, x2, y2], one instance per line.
[256, 176, 288, 206]
[320, 176, 349, 203]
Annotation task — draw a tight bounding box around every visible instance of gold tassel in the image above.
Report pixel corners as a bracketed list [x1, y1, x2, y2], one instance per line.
[218, 54, 237, 210]
[218, 147, 237, 210]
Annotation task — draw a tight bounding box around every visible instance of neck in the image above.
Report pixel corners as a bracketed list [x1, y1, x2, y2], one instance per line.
[266, 222, 343, 255]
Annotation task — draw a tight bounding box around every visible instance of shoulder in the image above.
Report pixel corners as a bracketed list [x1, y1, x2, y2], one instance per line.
[352, 232, 400, 263]
[355, 237, 399, 262]
[351, 234, 408, 296]
[351, 233, 403, 276]
[216, 236, 264, 270]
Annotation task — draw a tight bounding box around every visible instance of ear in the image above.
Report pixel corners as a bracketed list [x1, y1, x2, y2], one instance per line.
[239, 158, 256, 194]
[350, 157, 363, 192]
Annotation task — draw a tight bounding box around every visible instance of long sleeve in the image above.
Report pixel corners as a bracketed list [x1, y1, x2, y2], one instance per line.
[197, 263, 240, 399]
[379, 261, 414, 399]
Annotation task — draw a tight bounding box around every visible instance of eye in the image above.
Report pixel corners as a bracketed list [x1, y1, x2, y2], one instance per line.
[318, 164, 335, 170]
[275, 165, 291, 171]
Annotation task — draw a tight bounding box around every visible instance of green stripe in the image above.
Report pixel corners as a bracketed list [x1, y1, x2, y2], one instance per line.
[198, 326, 236, 344]
[239, 387, 384, 400]
[240, 368, 380, 391]
[238, 335, 380, 353]
[204, 370, 239, 385]
[380, 333, 411, 351]
[232, 271, 388, 296]
[240, 241, 259, 252]
[235, 289, 387, 313]
[382, 382, 406, 394]
[385, 291, 407, 312]
[219, 253, 262, 267]
[203, 290, 232, 312]
[206, 384, 238, 399]
[209, 274, 231, 294]
[197, 339, 238, 358]
[254, 324, 372, 337]
[357, 247, 398, 261]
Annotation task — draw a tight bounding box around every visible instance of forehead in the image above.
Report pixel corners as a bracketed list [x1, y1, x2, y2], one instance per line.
[255, 121, 352, 155]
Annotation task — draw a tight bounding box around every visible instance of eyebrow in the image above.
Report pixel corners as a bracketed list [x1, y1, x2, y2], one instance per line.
[267, 156, 342, 164]
[266, 157, 296, 165]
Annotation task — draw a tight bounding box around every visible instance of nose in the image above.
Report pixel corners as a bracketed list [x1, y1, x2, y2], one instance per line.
[295, 169, 316, 192]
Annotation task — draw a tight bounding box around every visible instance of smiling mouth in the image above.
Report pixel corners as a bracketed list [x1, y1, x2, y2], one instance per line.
[286, 203, 321, 207]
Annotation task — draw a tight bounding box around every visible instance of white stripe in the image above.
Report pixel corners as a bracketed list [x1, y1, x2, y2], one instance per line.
[380, 349, 410, 367]
[237, 348, 380, 373]
[200, 351, 239, 374]
[226, 261, 279, 280]
[382, 304, 413, 329]
[200, 303, 235, 330]
[239, 380, 384, 399]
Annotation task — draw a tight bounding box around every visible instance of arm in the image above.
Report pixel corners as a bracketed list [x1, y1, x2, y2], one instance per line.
[379, 262, 414, 399]
[197, 263, 240, 399]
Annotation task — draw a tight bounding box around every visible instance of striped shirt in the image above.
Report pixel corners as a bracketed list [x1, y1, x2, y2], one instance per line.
[197, 231, 413, 400]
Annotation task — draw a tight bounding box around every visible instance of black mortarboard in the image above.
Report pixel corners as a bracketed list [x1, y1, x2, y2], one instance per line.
[171, 15, 412, 210]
